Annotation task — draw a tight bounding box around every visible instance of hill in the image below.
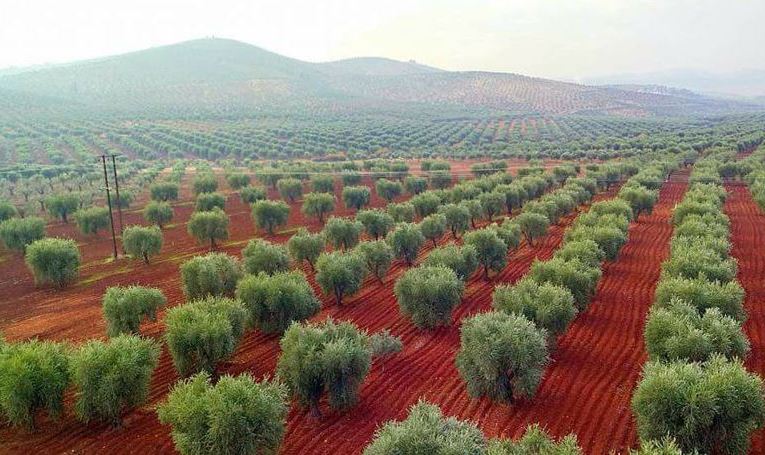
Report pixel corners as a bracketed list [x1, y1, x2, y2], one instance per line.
[0, 38, 757, 118]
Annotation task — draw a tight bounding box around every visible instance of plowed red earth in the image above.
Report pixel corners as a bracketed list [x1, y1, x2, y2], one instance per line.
[724, 181, 765, 453]
[0, 164, 641, 455]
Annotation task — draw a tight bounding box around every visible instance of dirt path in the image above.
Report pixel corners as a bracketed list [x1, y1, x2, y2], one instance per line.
[724, 181, 765, 453]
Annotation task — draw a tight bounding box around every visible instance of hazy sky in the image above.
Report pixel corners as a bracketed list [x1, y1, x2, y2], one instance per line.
[1, 0, 763, 79]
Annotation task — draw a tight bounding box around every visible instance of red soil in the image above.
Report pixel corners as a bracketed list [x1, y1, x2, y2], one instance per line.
[0, 163, 633, 454]
[724, 181, 765, 453]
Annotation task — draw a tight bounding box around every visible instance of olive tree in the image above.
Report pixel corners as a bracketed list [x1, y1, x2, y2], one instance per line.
[375, 179, 403, 202]
[363, 401, 485, 455]
[311, 175, 335, 193]
[240, 185, 267, 204]
[164, 297, 247, 376]
[276, 319, 371, 417]
[404, 176, 428, 195]
[143, 201, 174, 228]
[632, 356, 765, 454]
[277, 178, 303, 202]
[301, 192, 335, 224]
[410, 192, 442, 218]
[619, 185, 658, 217]
[236, 271, 320, 333]
[357, 209, 395, 240]
[122, 225, 163, 264]
[102, 286, 167, 337]
[73, 206, 110, 235]
[387, 202, 415, 223]
[423, 243, 478, 281]
[464, 228, 507, 280]
[515, 212, 550, 246]
[180, 252, 242, 300]
[419, 213, 447, 248]
[45, 193, 80, 222]
[323, 216, 363, 250]
[429, 171, 452, 190]
[241, 239, 290, 275]
[394, 265, 464, 329]
[226, 172, 250, 190]
[187, 208, 229, 249]
[355, 240, 394, 284]
[387, 222, 425, 266]
[0, 216, 44, 252]
[493, 277, 577, 341]
[342, 186, 371, 211]
[655, 276, 745, 322]
[529, 258, 602, 310]
[479, 192, 505, 221]
[564, 225, 627, 261]
[439, 203, 471, 239]
[150, 181, 179, 201]
[554, 239, 604, 268]
[489, 220, 522, 253]
[456, 311, 548, 403]
[192, 174, 218, 195]
[158, 372, 288, 455]
[195, 192, 226, 212]
[0, 200, 17, 222]
[70, 334, 160, 426]
[0, 339, 70, 430]
[25, 237, 80, 288]
[645, 299, 748, 362]
[315, 251, 367, 305]
[287, 229, 325, 271]
[252, 200, 290, 235]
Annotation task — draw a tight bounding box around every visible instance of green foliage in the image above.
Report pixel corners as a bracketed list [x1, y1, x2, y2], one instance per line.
[277, 178, 303, 202]
[632, 356, 765, 454]
[25, 237, 80, 287]
[73, 206, 110, 235]
[165, 297, 247, 376]
[240, 185, 267, 204]
[143, 200, 174, 228]
[0, 216, 45, 252]
[410, 192, 442, 218]
[302, 191, 336, 223]
[158, 372, 288, 455]
[195, 192, 226, 211]
[494, 183, 525, 214]
[342, 186, 371, 211]
[419, 213, 447, 247]
[456, 311, 548, 403]
[619, 185, 658, 217]
[661, 246, 738, 283]
[287, 228, 325, 270]
[387, 202, 416, 223]
[252, 200, 290, 235]
[430, 171, 453, 190]
[70, 334, 160, 426]
[341, 171, 362, 186]
[241, 239, 290, 275]
[187, 208, 229, 249]
[44, 193, 78, 223]
[487, 424, 582, 455]
[554, 239, 604, 268]
[192, 174, 219, 195]
[102, 286, 166, 337]
[564, 225, 627, 261]
[277, 319, 372, 416]
[655, 276, 745, 322]
[323, 216, 363, 250]
[180, 252, 242, 300]
[645, 299, 748, 362]
[529, 258, 601, 310]
[368, 330, 403, 357]
[423, 243, 478, 281]
[376, 178, 403, 202]
[515, 212, 550, 246]
[404, 176, 428, 195]
[236, 271, 320, 334]
[150, 181, 180, 201]
[493, 277, 577, 339]
[439, 203, 471, 238]
[479, 192, 505, 221]
[311, 175, 335, 193]
[386, 222, 425, 266]
[590, 199, 633, 221]
[355, 240, 394, 283]
[0, 339, 69, 430]
[464, 228, 507, 279]
[357, 209, 395, 240]
[363, 400, 486, 455]
[0, 200, 17, 222]
[226, 172, 250, 190]
[394, 265, 464, 329]
[489, 220, 522, 252]
[122, 225, 163, 264]
[315, 251, 367, 305]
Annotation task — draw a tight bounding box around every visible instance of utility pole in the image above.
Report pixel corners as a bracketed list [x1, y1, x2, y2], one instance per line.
[101, 155, 118, 259]
[110, 155, 124, 234]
